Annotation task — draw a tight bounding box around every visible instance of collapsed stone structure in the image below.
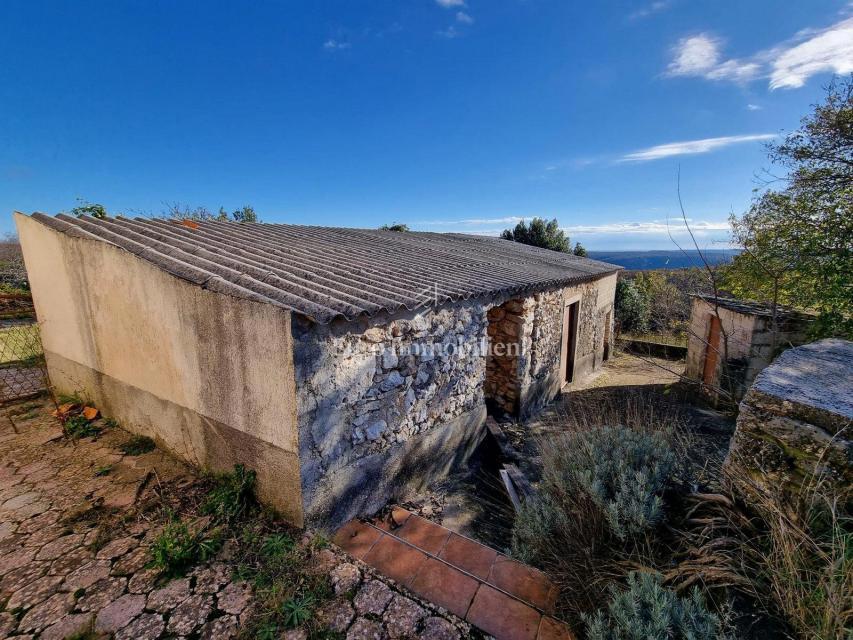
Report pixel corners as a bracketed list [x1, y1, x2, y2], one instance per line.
[16, 212, 618, 528]
[726, 338, 852, 505]
[685, 295, 814, 403]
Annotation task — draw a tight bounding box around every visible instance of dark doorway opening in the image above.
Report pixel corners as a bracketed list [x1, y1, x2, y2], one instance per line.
[603, 310, 612, 362]
[562, 301, 579, 385]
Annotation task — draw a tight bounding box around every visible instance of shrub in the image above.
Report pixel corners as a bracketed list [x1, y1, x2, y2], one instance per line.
[571, 426, 676, 539]
[584, 572, 723, 640]
[202, 464, 257, 524]
[615, 278, 649, 334]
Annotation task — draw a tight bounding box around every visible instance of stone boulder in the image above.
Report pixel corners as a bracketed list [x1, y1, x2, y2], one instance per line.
[725, 338, 852, 506]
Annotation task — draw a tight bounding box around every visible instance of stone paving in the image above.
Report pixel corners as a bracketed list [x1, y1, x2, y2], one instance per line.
[0, 396, 478, 639]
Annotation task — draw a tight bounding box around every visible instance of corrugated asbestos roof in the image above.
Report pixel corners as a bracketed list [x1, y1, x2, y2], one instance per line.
[29, 213, 620, 324]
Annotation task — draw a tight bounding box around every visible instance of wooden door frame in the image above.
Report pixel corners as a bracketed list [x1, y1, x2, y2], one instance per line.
[560, 295, 581, 387]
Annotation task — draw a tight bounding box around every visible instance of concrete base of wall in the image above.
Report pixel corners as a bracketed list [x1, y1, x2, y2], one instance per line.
[304, 405, 488, 531]
[45, 351, 305, 525]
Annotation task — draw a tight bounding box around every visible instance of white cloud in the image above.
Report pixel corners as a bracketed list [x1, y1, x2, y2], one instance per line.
[746, 103, 762, 111]
[456, 11, 474, 24]
[667, 34, 759, 83]
[769, 17, 853, 89]
[323, 39, 350, 51]
[666, 17, 853, 89]
[619, 133, 775, 162]
[436, 25, 460, 39]
[563, 219, 730, 235]
[416, 216, 525, 227]
[629, 1, 673, 21]
[435, 0, 465, 7]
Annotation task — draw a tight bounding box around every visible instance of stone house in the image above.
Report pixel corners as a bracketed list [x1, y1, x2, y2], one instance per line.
[15, 212, 619, 528]
[684, 295, 814, 403]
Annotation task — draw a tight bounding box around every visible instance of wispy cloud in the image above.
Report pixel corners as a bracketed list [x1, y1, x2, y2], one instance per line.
[323, 39, 351, 51]
[666, 17, 853, 89]
[628, 1, 673, 21]
[563, 219, 730, 235]
[416, 216, 524, 227]
[456, 11, 474, 24]
[619, 133, 775, 162]
[746, 103, 762, 111]
[435, 0, 466, 7]
[770, 17, 853, 88]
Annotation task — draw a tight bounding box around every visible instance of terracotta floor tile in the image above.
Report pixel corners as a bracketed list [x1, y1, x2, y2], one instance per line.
[466, 584, 541, 640]
[439, 533, 497, 580]
[395, 515, 451, 555]
[372, 507, 413, 533]
[537, 617, 576, 640]
[332, 521, 382, 560]
[488, 556, 555, 612]
[409, 558, 480, 618]
[362, 534, 428, 587]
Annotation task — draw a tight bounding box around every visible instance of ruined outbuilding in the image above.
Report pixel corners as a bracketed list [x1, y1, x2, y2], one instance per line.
[726, 338, 852, 505]
[684, 295, 814, 403]
[16, 212, 619, 528]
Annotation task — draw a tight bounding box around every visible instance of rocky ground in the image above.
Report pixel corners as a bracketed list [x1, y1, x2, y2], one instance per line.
[0, 396, 476, 639]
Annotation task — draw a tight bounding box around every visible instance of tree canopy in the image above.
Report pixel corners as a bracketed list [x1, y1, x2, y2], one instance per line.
[724, 75, 853, 338]
[379, 223, 410, 232]
[500, 217, 587, 256]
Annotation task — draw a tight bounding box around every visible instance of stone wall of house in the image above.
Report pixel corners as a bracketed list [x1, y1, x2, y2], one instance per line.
[293, 272, 617, 528]
[519, 276, 616, 417]
[293, 300, 490, 527]
[725, 339, 852, 507]
[485, 300, 524, 415]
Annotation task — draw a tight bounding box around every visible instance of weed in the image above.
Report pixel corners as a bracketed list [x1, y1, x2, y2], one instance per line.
[103, 417, 120, 429]
[57, 392, 84, 405]
[202, 464, 256, 524]
[63, 414, 100, 439]
[73, 587, 86, 599]
[282, 594, 315, 628]
[120, 435, 155, 455]
[261, 533, 295, 558]
[94, 465, 112, 477]
[150, 520, 220, 576]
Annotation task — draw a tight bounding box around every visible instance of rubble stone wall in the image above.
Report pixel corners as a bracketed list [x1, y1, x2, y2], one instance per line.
[293, 300, 490, 527]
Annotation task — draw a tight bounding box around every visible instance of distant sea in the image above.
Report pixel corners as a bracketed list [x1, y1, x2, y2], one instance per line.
[587, 249, 739, 271]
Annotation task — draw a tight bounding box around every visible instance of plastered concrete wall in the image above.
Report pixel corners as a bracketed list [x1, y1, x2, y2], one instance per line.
[15, 213, 304, 524]
[685, 298, 813, 402]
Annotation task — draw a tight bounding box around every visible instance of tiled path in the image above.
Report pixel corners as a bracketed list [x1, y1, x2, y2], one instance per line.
[334, 507, 574, 640]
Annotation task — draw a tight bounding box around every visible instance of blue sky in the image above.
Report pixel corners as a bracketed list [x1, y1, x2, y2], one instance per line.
[2, 1, 852, 249]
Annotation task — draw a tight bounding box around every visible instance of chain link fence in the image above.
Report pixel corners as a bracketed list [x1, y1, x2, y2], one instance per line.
[0, 294, 48, 403]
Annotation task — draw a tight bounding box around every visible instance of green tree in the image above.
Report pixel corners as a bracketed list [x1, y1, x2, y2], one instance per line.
[501, 217, 571, 253]
[725, 76, 853, 338]
[614, 278, 649, 335]
[70, 199, 108, 219]
[379, 223, 410, 232]
[572, 242, 588, 257]
[231, 205, 257, 223]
